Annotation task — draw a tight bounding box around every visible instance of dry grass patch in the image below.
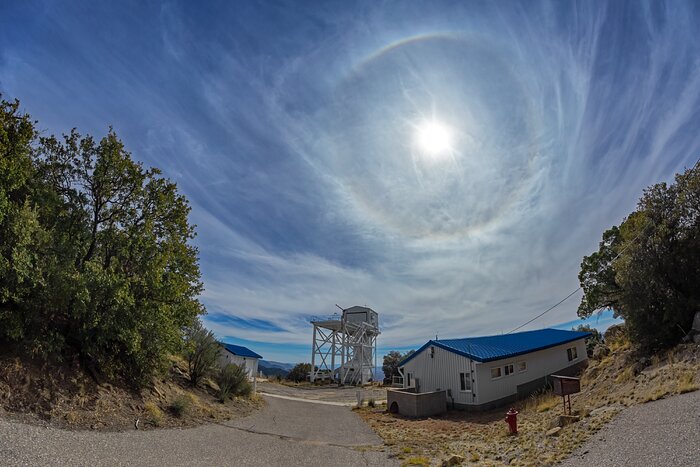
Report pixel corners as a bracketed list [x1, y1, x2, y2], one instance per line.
[401, 456, 430, 466]
[614, 366, 636, 384]
[676, 371, 698, 394]
[144, 401, 164, 426]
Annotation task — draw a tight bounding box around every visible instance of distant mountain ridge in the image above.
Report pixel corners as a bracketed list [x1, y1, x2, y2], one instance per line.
[257, 361, 385, 382]
[259, 360, 295, 371]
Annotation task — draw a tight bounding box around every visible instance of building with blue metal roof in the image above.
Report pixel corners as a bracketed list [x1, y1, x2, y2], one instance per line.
[221, 343, 263, 360]
[394, 328, 591, 413]
[218, 342, 263, 388]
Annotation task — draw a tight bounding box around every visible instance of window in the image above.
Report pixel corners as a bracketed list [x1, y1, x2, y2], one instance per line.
[460, 372, 472, 391]
[491, 367, 502, 379]
[517, 361, 527, 372]
[567, 347, 578, 362]
[504, 364, 514, 376]
[406, 373, 413, 387]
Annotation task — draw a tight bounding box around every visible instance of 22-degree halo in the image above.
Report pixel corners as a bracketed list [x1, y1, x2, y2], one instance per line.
[323, 34, 539, 240]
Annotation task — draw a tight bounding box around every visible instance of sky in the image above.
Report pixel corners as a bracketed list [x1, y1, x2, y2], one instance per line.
[2, 1, 699, 363]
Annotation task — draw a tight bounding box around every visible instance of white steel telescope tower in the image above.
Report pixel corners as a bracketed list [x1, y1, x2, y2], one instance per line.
[310, 306, 379, 385]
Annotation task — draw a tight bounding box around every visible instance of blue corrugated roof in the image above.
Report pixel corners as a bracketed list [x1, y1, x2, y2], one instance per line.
[221, 343, 263, 359]
[400, 328, 591, 365]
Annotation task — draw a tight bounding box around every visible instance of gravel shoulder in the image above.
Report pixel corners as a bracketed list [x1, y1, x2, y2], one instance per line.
[0, 395, 397, 466]
[561, 389, 700, 467]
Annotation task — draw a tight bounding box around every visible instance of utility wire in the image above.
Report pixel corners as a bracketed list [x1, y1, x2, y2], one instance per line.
[507, 287, 582, 334]
[506, 154, 700, 335]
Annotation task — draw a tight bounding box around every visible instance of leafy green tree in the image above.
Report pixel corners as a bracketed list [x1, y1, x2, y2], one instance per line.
[0, 96, 205, 385]
[0, 97, 44, 344]
[382, 350, 414, 384]
[286, 363, 312, 382]
[572, 324, 602, 357]
[578, 165, 700, 351]
[184, 319, 220, 386]
[577, 226, 623, 318]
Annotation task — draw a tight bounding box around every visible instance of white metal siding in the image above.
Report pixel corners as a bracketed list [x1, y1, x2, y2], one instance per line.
[401, 338, 587, 406]
[475, 339, 587, 404]
[400, 344, 479, 406]
[218, 352, 259, 379]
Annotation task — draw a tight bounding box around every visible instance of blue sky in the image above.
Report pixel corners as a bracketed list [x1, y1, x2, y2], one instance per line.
[1, 1, 698, 363]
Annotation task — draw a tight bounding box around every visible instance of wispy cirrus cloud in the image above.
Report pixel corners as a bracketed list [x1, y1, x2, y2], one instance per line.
[1, 1, 697, 362]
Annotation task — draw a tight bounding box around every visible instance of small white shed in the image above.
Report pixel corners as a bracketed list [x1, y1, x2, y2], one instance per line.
[398, 328, 590, 411]
[218, 343, 263, 380]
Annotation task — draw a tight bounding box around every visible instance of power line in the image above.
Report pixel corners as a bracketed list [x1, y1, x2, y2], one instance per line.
[506, 154, 700, 334]
[507, 287, 582, 334]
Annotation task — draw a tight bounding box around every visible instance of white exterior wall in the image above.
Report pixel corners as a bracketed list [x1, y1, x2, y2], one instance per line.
[218, 352, 259, 379]
[401, 338, 587, 406]
[474, 339, 587, 404]
[400, 344, 480, 406]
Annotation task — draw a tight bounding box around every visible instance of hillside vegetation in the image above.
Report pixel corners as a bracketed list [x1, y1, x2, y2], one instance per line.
[1, 96, 203, 385]
[0, 96, 265, 430]
[577, 161, 700, 351]
[0, 352, 260, 430]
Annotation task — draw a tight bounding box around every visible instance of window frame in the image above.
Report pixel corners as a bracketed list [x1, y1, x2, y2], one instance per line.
[567, 346, 579, 362]
[459, 372, 472, 392]
[490, 367, 502, 379]
[504, 363, 514, 376]
[517, 361, 527, 373]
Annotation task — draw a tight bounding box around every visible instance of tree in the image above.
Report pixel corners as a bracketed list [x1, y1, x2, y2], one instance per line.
[286, 363, 312, 382]
[0, 97, 43, 344]
[578, 165, 700, 351]
[577, 226, 623, 318]
[0, 96, 205, 385]
[382, 350, 414, 384]
[34, 129, 203, 382]
[184, 319, 220, 387]
[572, 324, 602, 358]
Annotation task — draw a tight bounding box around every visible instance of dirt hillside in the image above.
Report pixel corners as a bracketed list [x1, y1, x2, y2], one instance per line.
[0, 353, 261, 431]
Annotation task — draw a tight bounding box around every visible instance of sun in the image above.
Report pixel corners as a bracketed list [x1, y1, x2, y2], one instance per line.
[415, 120, 452, 157]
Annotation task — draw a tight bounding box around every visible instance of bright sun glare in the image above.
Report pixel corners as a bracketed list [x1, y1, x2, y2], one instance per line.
[416, 121, 452, 157]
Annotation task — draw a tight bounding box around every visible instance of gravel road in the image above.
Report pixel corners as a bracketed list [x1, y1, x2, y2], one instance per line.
[0, 396, 397, 466]
[561, 389, 700, 467]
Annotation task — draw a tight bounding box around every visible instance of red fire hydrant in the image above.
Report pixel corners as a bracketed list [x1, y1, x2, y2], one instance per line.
[505, 408, 519, 435]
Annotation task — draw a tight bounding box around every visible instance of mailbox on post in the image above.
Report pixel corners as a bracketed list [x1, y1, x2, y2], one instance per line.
[550, 375, 580, 415]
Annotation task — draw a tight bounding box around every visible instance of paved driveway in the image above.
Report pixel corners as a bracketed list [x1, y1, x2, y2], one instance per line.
[228, 395, 383, 446]
[0, 396, 397, 466]
[258, 381, 387, 405]
[561, 390, 700, 467]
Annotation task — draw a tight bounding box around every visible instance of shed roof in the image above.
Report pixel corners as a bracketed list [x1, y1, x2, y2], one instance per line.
[221, 343, 263, 359]
[400, 328, 591, 365]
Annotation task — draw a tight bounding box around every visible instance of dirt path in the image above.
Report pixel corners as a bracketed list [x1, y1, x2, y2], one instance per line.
[561, 390, 700, 467]
[0, 396, 397, 466]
